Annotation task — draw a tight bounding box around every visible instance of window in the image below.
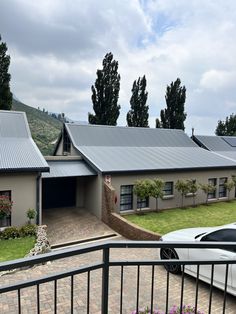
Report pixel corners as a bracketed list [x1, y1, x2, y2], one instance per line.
[163, 182, 173, 196]
[137, 197, 149, 209]
[219, 177, 227, 198]
[201, 228, 236, 252]
[208, 178, 217, 199]
[120, 185, 133, 211]
[0, 190, 11, 228]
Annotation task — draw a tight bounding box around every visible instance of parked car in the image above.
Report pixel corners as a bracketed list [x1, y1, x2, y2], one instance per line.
[159, 223, 236, 296]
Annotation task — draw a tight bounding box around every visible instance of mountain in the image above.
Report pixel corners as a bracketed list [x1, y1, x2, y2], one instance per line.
[12, 99, 63, 156]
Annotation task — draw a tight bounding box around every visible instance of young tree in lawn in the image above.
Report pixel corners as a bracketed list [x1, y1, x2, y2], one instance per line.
[127, 75, 149, 127]
[133, 179, 151, 213]
[149, 179, 164, 211]
[187, 179, 198, 207]
[88, 52, 120, 125]
[175, 179, 189, 208]
[224, 180, 235, 201]
[200, 183, 216, 205]
[156, 78, 186, 130]
[0, 35, 12, 110]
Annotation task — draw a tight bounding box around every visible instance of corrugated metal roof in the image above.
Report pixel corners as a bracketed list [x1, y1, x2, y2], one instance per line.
[0, 111, 49, 172]
[66, 124, 197, 147]
[193, 135, 236, 151]
[42, 160, 96, 178]
[78, 146, 236, 173]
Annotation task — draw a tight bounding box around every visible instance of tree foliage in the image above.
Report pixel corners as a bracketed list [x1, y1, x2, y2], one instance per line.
[224, 180, 235, 201]
[200, 183, 216, 205]
[127, 75, 149, 127]
[187, 179, 198, 207]
[134, 179, 151, 212]
[175, 179, 189, 208]
[156, 78, 186, 130]
[0, 35, 12, 110]
[149, 179, 164, 211]
[88, 52, 120, 125]
[215, 113, 236, 135]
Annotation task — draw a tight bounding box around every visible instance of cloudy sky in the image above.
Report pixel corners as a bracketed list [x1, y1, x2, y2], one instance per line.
[1, 0, 236, 134]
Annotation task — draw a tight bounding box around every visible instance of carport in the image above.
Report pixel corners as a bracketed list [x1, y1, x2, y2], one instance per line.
[42, 159, 96, 210]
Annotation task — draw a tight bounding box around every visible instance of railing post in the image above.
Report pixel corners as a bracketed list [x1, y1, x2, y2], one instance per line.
[101, 247, 110, 314]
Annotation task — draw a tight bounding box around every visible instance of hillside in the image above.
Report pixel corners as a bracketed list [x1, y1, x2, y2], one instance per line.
[12, 99, 63, 155]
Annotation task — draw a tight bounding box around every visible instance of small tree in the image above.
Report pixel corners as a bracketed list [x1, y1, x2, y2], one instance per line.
[134, 180, 151, 213]
[149, 179, 164, 211]
[0, 195, 12, 219]
[187, 179, 198, 207]
[26, 208, 36, 224]
[224, 180, 235, 201]
[200, 183, 216, 205]
[175, 179, 189, 208]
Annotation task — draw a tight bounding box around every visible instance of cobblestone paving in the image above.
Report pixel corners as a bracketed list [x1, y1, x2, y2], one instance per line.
[0, 245, 235, 313]
[42, 207, 115, 245]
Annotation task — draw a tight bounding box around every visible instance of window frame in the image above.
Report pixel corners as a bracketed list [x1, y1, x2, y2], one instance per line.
[208, 178, 217, 199]
[163, 181, 174, 196]
[120, 185, 133, 211]
[219, 177, 227, 198]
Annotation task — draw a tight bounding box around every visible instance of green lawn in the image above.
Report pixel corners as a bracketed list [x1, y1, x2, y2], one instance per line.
[0, 237, 35, 262]
[125, 201, 236, 235]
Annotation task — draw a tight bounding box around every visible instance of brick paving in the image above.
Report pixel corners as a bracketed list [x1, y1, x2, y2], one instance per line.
[0, 245, 236, 313]
[42, 207, 116, 246]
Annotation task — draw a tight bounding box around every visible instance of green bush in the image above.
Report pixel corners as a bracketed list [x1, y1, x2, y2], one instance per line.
[20, 224, 37, 237]
[0, 224, 37, 240]
[0, 227, 21, 239]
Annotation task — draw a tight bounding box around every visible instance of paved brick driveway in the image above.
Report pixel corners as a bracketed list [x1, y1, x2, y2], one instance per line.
[0, 244, 235, 313]
[42, 207, 116, 246]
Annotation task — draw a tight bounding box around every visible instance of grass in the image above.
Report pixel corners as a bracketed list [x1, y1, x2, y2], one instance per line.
[125, 200, 236, 236]
[0, 236, 35, 262]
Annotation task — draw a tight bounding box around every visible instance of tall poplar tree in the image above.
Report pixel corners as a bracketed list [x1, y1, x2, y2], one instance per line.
[88, 52, 120, 125]
[0, 35, 12, 110]
[215, 114, 236, 135]
[156, 78, 186, 130]
[126, 75, 149, 127]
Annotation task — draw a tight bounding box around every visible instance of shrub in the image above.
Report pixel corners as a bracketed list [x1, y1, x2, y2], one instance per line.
[26, 208, 37, 224]
[20, 224, 37, 237]
[0, 227, 20, 239]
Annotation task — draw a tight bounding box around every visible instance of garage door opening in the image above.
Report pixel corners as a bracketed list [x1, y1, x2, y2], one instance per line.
[42, 177, 76, 209]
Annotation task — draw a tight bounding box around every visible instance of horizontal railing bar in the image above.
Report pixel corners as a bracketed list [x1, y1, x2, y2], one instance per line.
[109, 259, 236, 266]
[1, 240, 236, 271]
[0, 262, 103, 294]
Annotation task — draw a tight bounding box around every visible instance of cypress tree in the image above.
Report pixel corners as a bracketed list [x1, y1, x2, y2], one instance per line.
[127, 75, 149, 127]
[0, 35, 12, 110]
[88, 52, 120, 125]
[156, 78, 186, 130]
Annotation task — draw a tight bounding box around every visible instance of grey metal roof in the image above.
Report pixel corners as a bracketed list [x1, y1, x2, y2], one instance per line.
[42, 160, 96, 178]
[66, 124, 197, 147]
[78, 146, 236, 173]
[0, 110, 49, 172]
[193, 135, 236, 151]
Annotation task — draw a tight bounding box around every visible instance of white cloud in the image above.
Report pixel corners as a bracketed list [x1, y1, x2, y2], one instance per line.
[1, 0, 236, 134]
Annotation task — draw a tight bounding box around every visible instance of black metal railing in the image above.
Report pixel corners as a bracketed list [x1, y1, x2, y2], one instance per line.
[0, 241, 236, 314]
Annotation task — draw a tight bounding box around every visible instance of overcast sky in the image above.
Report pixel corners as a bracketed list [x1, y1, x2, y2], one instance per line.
[1, 0, 236, 134]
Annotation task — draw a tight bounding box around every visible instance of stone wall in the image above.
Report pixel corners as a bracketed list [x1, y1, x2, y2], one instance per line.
[102, 182, 161, 240]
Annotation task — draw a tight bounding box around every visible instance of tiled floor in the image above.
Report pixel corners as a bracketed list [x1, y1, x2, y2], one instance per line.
[42, 207, 116, 246]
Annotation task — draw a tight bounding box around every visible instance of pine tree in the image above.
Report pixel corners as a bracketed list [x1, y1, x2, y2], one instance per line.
[0, 35, 12, 110]
[126, 75, 149, 127]
[88, 52, 120, 125]
[215, 114, 236, 135]
[156, 78, 186, 130]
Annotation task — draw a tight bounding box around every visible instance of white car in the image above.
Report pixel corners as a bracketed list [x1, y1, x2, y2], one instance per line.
[160, 223, 236, 296]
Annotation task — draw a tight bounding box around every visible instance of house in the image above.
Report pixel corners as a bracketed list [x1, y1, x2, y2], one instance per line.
[0, 110, 49, 227]
[52, 124, 236, 217]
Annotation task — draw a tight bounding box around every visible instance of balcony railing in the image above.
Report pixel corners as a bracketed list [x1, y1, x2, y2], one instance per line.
[0, 241, 236, 313]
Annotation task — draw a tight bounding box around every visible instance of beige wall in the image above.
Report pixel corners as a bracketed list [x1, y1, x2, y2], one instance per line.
[0, 173, 38, 226]
[85, 175, 103, 218]
[108, 169, 236, 213]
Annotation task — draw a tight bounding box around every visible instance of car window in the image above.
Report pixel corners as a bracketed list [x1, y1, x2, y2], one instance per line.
[201, 228, 236, 252]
